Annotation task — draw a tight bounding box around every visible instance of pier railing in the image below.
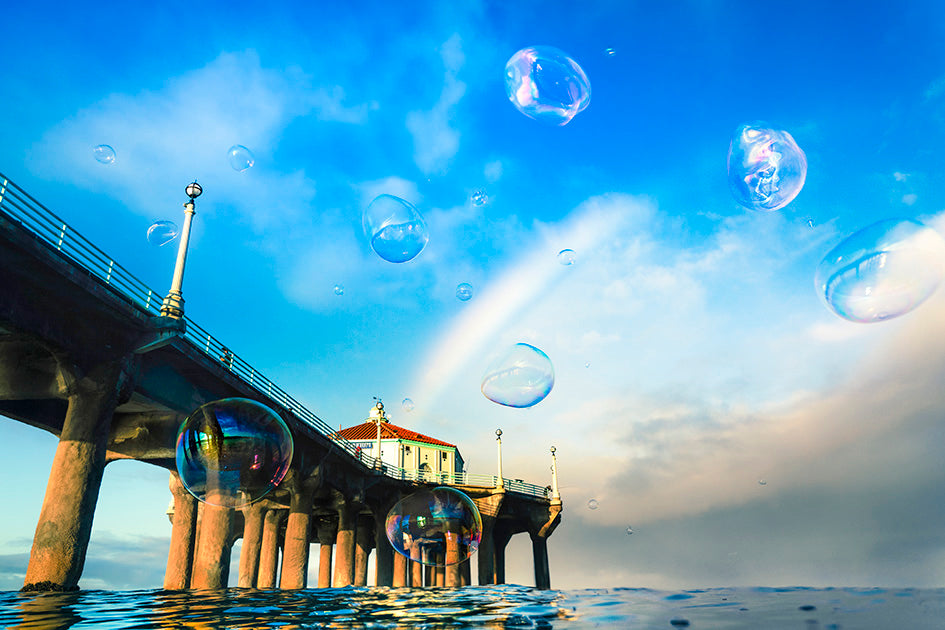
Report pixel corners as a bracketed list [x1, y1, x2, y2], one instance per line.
[0, 173, 551, 500]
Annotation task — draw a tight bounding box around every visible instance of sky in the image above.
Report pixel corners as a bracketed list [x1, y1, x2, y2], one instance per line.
[2, 0, 945, 591]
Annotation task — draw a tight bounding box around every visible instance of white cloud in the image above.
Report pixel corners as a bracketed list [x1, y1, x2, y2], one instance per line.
[406, 34, 467, 175]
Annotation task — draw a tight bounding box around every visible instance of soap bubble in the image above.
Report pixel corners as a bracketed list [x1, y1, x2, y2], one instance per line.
[815, 218, 945, 323]
[585, 362, 590, 368]
[505, 46, 591, 126]
[386, 487, 482, 567]
[402, 398, 415, 412]
[146, 220, 179, 247]
[557, 249, 576, 265]
[758, 479, 767, 486]
[587, 499, 599, 510]
[333, 284, 344, 296]
[604, 48, 617, 57]
[176, 398, 293, 508]
[93, 144, 116, 164]
[727, 123, 806, 211]
[471, 190, 488, 206]
[362, 194, 429, 263]
[481, 343, 555, 408]
[227, 145, 255, 172]
[626, 526, 633, 535]
[456, 282, 473, 301]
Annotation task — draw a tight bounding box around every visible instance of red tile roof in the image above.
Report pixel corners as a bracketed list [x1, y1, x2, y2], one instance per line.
[337, 421, 456, 448]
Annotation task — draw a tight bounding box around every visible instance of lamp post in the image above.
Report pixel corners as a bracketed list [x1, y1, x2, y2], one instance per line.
[374, 400, 384, 470]
[550, 446, 561, 504]
[161, 181, 202, 319]
[495, 428, 504, 489]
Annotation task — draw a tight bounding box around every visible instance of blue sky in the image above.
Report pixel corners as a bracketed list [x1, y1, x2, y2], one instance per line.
[2, 0, 945, 590]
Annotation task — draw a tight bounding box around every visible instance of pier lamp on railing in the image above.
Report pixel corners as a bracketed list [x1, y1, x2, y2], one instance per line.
[373, 400, 385, 470]
[160, 181, 202, 319]
[495, 428, 504, 490]
[550, 446, 561, 504]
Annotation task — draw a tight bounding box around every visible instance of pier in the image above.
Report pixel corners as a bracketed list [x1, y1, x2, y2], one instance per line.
[0, 173, 561, 591]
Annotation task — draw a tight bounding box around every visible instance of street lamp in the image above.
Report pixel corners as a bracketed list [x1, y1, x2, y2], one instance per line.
[495, 428, 504, 489]
[550, 446, 560, 504]
[374, 400, 385, 470]
[160, 181, 202, 319]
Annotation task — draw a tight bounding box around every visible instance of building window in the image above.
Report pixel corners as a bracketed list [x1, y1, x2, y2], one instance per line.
[441, 452, 448, 460]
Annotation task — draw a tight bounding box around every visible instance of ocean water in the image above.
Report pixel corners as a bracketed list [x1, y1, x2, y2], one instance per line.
[0, 585, 941, 629]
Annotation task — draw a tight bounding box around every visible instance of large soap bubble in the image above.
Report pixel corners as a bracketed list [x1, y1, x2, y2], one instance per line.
[176, 398, 293, 508]
[505, 46, 591, 126]
[481, 342, 555, 408]
[93, 144, 116, 164]
[815, 218, 945, 323]
[147, 220, 179, 247]
[386, 487, 482, 567]
[362, 194, 429, 263]
[727, 123, 806, 211]
[227, 145, 255, 172]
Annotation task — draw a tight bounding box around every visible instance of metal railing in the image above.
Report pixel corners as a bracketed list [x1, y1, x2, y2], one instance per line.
[0, 172, 551, 500]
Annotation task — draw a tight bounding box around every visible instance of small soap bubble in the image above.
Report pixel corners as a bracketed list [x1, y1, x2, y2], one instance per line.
[505, 46, 591, 126]
[146, 220, 179, 247]
[402, 398, 415, 412]
[333, 284, 344, 296]
[362, 194, 429, 263]
[558, 249, 576, 265]
[481, 343, 555, 408]
[758, 479, 767, 486]
[227, 145, 255, 172]
[585, 362, 590, 368]
[604, 47, 617, 56]
[471, 190, 488, 206]
[626, 526, 634, 535]
[807, 218, 815, 229]
[587, 499, 599, 510]
[175, 398, 293, 508]
[815, 218, 945, 323]
[727, 123, 806, 211]
[93, 144, 116, 164]
[456, 282, 473, 301]
[386, 487, 482, 566]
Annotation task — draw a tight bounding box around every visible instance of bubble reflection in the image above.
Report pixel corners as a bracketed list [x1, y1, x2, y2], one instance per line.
[176, 398, 293, 508]
[386, 487, 482, 567]
[815, 218, 945, 323]
[481, 343, 555, 408]
[363, 194, 429, 263]
[147, 220, 179, 247]
[505, 46, 591, 126]
[227, 145, 255, 172]
[727, 123, 806, 211]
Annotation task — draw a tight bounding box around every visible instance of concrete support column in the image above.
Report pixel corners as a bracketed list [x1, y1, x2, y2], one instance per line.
[24, 360, 130, 591]
[445, 535, 462, 587]
[435, 563, 445, 587]
[409, 540, 423, 587]
[257, 509, 286, 588]
[354, 515, 373, 586]
[531, 534, 551, 590]
[164, 472, 197, 590]
[332, 501, 357, 587]
[373, 513, 394, 587]
[191, 498, 234, 589]
[461, 556, 471, 586]
[316, 518, 337, 588]
[476, 518, 496, 586]
[392, 547, 408, 588]
[238, 502, 266, 588]
[494, 529, 511, 585]
[280, 479, 316, 590]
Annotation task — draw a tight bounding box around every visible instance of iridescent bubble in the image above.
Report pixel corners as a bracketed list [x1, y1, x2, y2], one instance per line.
[481, 343, 555, 408]
[604, 48, 617, 57]
[557, 249, 576, 265]
[386, 487, 482, 567]
[175, 398, 293, 508]
[93, 144, 116, 164]
[727, 123, 806, 211]
[146, 220, 179, 247]
[471, 190, 488, 206]
[815, 218, 945, 323]
[227, 145, 255, 172]
[758, 479, 767, 486]
[587, 499, 599, 510]
[333, 284, 344, 296]
[362, 194, 429, 263]
[504, 46, 591, 126]
[626, 526, 633, 535]
[456, 282, 473, 301]
[402, 398, 415, 412]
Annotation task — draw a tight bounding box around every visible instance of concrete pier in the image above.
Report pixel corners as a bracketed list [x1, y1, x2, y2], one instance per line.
[190, 498, 234, 589]
[332, 500, 357, 587]
[164, 472, 197, 589]
[257, 509, 285, 588]
[280, 474, 317, 590]
[238, 502, 266, 588]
